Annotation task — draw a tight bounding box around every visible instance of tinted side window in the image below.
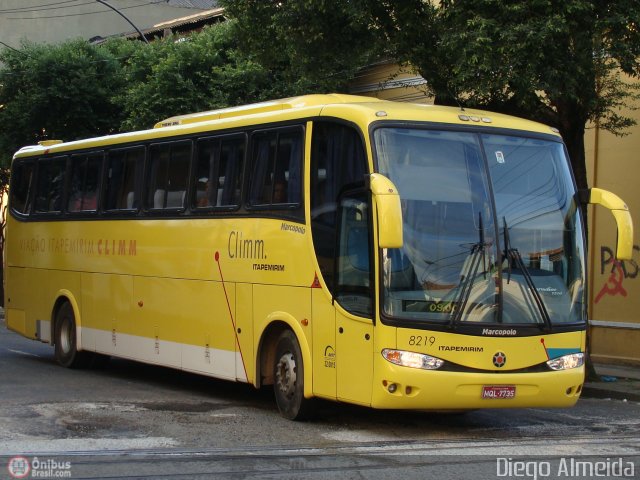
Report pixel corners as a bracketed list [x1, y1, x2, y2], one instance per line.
[310, 122, 367, 291]
[34, 156, 67, 213]
[249, 128, 303, 207]
[68, 153, 102, 212]
[105, 147, 144, 211]
[147, 142, 191, 210]
[194, 135, 245, 209]
[10, 161, 35, 215]
[336, 190, 373, 316]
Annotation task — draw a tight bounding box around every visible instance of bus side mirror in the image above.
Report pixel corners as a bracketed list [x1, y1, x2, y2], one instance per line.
[589, 187, 634, 260]
[370, 173, 403, 248]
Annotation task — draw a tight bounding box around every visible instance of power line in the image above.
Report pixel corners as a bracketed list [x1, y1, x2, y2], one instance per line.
[0, 40, 29, 55]
[0, 1, 90, 14]
[1, 0, 168, 20]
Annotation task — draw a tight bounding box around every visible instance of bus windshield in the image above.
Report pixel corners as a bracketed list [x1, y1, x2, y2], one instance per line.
[375, 127, 585, 327]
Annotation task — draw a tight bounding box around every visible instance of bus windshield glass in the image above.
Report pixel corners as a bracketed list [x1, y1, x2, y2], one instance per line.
[374, 127, 585, 327]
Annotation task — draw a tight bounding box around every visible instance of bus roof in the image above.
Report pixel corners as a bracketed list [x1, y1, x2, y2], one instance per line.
[152, 93, 379, 128]
[13, 94, 561, 159]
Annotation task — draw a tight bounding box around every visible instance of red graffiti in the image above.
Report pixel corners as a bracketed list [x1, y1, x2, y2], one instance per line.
[595, 261, 628, 304]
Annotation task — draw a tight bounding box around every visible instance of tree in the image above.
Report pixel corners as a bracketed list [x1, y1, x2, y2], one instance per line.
[0, 39, 127, 167]
[363, 0, 640, 193]
[114, 21, 293, 131]
[223, 0, 640, 192]
[0, 20, 312, 160]
[220, 0, 380, 93]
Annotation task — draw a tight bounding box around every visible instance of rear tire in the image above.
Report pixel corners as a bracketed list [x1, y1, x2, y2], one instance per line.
[273, 330, 313, 420]
[54, 302, 92, 369]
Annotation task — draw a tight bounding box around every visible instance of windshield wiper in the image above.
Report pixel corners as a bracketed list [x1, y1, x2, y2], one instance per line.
[502, 217, 552, 331]
[449, 212, 487, 327]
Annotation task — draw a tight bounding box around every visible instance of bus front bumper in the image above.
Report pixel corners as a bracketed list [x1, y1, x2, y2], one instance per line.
[371, 358, 585, 410]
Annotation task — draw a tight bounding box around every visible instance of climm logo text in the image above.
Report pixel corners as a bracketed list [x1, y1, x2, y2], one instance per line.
[228, 231, 266, 260]
[20, 237, 136, 256]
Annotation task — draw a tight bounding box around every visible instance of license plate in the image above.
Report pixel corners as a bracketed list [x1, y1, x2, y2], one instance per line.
[482, 385, 516, 399]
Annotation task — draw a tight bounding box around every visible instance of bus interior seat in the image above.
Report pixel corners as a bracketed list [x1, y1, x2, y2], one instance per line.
[153, 189, 165, 208]
[166, 190, 185, 208]
[153, 189, 186, 208]
[153, 188, 186, 208]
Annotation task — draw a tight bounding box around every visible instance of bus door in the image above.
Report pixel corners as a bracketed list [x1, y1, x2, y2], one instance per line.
[334, 189, 375, 405]
[309, 121, 372, 404]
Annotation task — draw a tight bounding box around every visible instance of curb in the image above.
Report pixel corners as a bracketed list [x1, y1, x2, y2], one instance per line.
[581, 383, 640, 402]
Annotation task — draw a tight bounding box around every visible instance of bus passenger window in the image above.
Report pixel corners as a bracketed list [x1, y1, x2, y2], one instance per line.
[34, 156, 67, 213]
[194, 135, 245, 209]
[105, 147, 144, 211]
[10, 161, 35, 215]
[147, 142, 191, 210]
[68, 153, 102, 212]
[249, 128, 302, 207]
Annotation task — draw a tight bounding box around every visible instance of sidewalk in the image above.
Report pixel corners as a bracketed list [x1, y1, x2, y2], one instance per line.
[582, 363, 640, 402]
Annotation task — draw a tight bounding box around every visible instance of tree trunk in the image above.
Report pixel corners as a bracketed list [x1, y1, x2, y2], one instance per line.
[561, 123, 588, 193]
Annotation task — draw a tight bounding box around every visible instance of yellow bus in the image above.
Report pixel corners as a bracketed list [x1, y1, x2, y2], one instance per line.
[4, 94, 633, 419]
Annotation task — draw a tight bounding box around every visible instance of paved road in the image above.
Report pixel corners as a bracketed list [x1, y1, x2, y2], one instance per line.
[1, 321, 638, 479]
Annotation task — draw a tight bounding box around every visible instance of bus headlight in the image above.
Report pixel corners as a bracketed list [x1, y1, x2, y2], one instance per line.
[382, 349, 444, 370]
[546, 353, 584, 371]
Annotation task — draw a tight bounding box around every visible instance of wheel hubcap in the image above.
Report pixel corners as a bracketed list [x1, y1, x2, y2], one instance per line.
[60, 318, 72, 354]
[275, 353, 297, 398]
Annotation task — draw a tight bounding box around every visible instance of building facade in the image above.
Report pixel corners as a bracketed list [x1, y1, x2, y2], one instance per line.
[585, 91, 640, 366]
[0, 0, 217, 48]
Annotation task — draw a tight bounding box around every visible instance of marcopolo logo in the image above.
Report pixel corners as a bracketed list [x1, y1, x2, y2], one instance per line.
[482, 328, 517, 336]
[7, 456, 72, 479]
[493, 352, 507, 368]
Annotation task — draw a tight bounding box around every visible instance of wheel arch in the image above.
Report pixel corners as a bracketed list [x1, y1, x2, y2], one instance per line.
[51, 290, 83, 351]
[255, 314, 312, 398]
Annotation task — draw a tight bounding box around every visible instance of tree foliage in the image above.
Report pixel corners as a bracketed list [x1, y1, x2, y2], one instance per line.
[0, 39, 126, 163]
[114, 21, 290, 131]
[220, 0, 380, 92]
[0, 20, 312, 168]
[361, 0, 640, 190]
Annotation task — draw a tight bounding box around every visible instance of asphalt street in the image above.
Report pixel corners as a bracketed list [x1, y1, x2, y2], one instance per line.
[1, 319, 638, 479]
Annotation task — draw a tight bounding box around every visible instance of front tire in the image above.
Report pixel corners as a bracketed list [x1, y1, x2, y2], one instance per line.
[273, 330, 313, 420]
[54, 302, 92, 369]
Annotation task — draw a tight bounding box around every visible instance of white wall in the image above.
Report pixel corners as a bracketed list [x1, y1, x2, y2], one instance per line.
[0, 0, 210, 47]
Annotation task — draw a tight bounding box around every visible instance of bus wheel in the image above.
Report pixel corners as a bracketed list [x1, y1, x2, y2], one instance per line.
[273, 330, 312, 420]
[54, 302, 91, 369]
